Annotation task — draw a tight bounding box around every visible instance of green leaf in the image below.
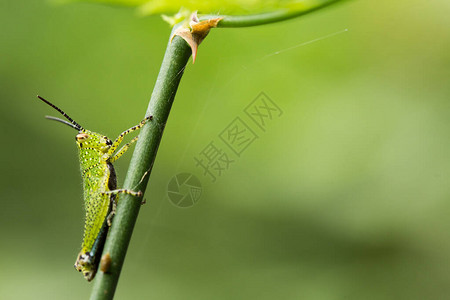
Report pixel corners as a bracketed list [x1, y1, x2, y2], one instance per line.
[56, 0, 146, 6]
[141, 0, 318, 15]
[62, 0, 328, 16]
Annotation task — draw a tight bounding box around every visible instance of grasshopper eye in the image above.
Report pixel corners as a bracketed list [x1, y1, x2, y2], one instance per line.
[106, 139, 112, 146]
[76, 133, 89, 142]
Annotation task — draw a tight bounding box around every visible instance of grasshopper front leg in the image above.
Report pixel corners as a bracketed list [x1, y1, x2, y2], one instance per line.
[106, 116, 152, 159]
[109, 136, 138, 163]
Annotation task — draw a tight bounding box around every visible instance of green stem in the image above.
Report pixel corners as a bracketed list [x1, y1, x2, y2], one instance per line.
[89, 33, 191, 300]
[89, 0, 346, 298]
[200, 0, 345, 27]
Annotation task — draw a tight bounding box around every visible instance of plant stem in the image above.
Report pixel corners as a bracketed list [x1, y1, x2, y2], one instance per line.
[200, 0, 346, 27]
[89, 33, 191, 300]
[89, 0, 345, 298]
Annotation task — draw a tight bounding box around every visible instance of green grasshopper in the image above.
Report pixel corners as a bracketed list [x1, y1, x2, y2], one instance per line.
[38, 96, 152, 281]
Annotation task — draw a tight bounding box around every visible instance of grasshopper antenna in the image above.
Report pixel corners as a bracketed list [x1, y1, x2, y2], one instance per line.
[37, 95, 84, 131]
[44, 115, 81, 130]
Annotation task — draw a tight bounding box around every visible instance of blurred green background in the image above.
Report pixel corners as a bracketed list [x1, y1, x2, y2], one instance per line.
[1, 0, 450, 299]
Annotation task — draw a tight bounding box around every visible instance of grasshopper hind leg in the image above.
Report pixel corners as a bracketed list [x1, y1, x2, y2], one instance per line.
[103, 189, 143, 226]
[106, 194, 117, 227]
[102, 189, 143, 197]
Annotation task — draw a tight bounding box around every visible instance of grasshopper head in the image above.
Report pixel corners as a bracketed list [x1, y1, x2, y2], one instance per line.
[75, 251, 97, 282]
[76, 130, 113, 153]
